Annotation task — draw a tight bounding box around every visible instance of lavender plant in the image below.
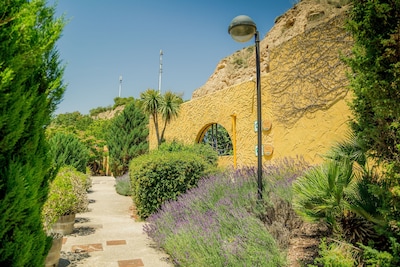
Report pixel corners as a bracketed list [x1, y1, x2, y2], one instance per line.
[144, 157, 309, 266]
[115, 173, 132, 196]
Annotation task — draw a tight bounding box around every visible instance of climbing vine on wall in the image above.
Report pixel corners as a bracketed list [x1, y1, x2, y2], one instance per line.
[269, 14, 352, 125]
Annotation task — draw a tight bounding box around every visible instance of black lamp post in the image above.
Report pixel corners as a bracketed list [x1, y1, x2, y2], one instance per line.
[228, 15, 263, 200]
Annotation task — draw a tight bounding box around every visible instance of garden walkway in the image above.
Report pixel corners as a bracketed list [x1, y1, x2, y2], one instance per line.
[59, 176, 172, 267]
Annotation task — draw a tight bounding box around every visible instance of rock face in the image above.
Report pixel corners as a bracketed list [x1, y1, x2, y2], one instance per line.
[92, 105, 125, 120]
[153, 0, 353, 168]
[192, 0, 351, 99]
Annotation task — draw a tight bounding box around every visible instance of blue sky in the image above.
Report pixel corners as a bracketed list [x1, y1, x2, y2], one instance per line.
[52, 0, 295, 114]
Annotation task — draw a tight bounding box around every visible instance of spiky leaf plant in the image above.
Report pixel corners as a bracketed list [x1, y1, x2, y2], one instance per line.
[293, 135, 384, 241]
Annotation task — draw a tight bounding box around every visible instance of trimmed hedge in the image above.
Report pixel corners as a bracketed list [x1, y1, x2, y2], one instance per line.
[130, 150, 210, 219]
[158, 141, 218, 168]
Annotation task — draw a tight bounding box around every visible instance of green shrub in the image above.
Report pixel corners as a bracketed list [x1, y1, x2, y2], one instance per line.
[311, 239, 356, 267]
[42, 166, 89, 231]
[89, 105, 112, 117]
[113, 96, 135, 109]
[359, 243, 393, 267]
[48, 132, 89, 173]
[130, 150, 209, 219]
[115, 174, 132, 196]
[158, 141, 219, 170]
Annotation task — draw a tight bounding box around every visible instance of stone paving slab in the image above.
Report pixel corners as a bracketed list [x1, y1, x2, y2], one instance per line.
[60, 176, 172, 267]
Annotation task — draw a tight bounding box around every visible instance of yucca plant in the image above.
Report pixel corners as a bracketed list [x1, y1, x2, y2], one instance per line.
[293, 135, 384, 242]
[340, 212, 377, 245]
[292, 157, 357, 230]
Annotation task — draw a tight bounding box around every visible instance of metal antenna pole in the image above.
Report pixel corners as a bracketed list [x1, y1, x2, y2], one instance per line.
[158, 49, 163, 93]
[119, 75, 122, 97]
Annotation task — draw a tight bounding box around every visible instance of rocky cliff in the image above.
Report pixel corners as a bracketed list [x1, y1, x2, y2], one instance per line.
[192, 0, 351, 99]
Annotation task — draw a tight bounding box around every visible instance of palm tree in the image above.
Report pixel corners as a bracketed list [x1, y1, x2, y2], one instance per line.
[159, 91, 183, 143]
[140, 89, 182, 147]
[140, 89, 162, 146]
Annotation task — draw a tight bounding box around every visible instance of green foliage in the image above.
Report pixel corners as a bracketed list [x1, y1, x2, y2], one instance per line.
[48, 111, 111, 175]
[246, 45, 254, 53]
[159, 91, 183, 142]
[89, 105, 112, 117]
[326, 0, 352, 7]
[83, 118, 110, 174]
[345, 0, 400, 185]
[106, 101, 148, 176]
[293, 136, 386, 246]
[129, 150, 210, 219]
[311, 239, 356, 267]
[49, 111, 93, 134]
[113, 96, 134, 109]
[140, 89, 183, 146]
[115, 174, 132, 196]
[345, 0, 400, 252]
[89, 97, 135, 117]
[48, 132, 89, 173]
[293, 157, 357, 228]
[200, 124, 233, 156]
[158, 141, 219, 169]
[42, 166, 90, 231]
[233, 56, 246, 68]
[140, 89, 162, 145]
[0, 0, 66, 265]
[358, 243, 393, 267]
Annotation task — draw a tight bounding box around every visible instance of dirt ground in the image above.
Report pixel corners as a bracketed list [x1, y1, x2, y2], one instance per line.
[287, 222, 329, 266]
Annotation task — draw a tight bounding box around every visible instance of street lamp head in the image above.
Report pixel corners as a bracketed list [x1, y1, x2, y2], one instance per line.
[228, 15, 257, 43]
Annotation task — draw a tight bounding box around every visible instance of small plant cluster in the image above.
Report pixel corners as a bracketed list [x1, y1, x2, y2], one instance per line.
[327, 0, 351, 8]
[89, 106, 113, 117]
[144, 158, 309, 266]
[115, 173, 132, 196]
[42, 166, 90, 231]
[129, 143, 218, 219]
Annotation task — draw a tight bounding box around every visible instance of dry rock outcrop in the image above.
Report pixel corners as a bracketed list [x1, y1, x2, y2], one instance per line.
[192, 0, 351, 99]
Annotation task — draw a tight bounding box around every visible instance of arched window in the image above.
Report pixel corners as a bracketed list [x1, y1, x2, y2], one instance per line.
[199, 124, 233, 156]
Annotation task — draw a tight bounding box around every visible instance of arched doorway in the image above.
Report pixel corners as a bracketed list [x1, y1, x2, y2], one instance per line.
[198, 123, 233, 156]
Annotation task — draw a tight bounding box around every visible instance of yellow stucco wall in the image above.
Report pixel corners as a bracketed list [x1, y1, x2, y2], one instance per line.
[149, 15, 353, 167]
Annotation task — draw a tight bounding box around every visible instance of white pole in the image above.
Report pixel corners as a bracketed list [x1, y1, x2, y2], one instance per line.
[119, 75, 122, 97]
[158, 49, 163, 93]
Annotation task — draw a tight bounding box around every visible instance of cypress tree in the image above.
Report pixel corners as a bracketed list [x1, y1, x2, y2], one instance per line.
[346, 0, 400, 166]
[106, 101, 149, 176]
[345, 0, 400, 241]
[0, 0, 65, 265]
[48, 132, 90, 173]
